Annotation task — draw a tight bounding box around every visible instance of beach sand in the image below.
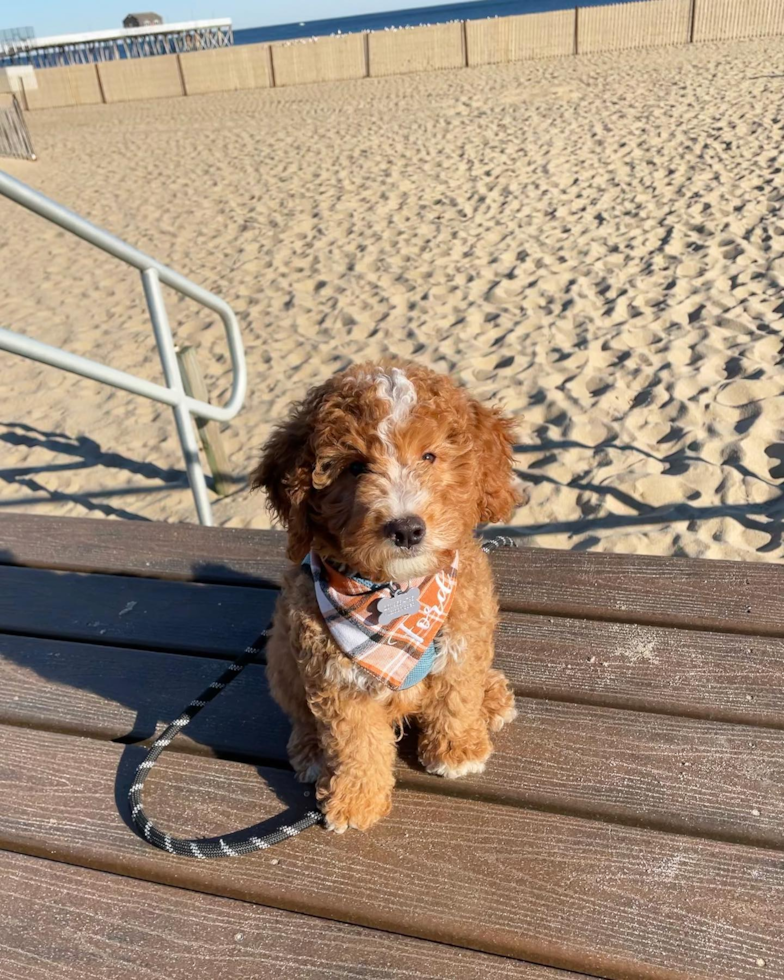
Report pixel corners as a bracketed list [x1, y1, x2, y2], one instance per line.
[2, 36, 784, 559]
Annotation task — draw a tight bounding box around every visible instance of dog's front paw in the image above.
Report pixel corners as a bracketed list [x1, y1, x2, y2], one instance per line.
[319, 783, 392, 833]
[424, 757, 489, 779]
[419, 727, 492, 780]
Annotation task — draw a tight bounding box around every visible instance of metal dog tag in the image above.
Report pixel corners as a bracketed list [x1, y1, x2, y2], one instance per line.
[377, 587, 421, 626]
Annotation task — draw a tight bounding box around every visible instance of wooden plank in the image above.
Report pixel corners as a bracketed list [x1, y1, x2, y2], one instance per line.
[1, 724, 782, 980]
[0, 512, 288, 586]
[4, 562, 784, 728]
[0, 634, 290, 763]
[495, 613, 784, 727]
[2, 513, 784, 633]
[0, 565, 276, 656]
[489, 545, 784, 636]
[405, 697, 784, 849]
[2, 850, 576, 980]
[3, 634, 784, 849]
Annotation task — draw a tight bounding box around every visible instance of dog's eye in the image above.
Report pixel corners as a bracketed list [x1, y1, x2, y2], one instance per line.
[422, 452, 436, 463]
[348, 460, 369, 477]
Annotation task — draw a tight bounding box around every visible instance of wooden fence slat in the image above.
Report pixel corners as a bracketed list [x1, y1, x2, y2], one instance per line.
[3, 513, 784, 634]
[4, 633, 784, 848]
[3, 850, 573, 980]
[0, 94, 35, 160]
[1, 724, 782, 980]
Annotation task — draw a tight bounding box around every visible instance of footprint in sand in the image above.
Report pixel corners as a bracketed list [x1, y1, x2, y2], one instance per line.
[765, 445, 784, 481]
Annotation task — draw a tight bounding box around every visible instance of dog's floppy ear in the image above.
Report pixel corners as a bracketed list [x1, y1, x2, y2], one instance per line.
[250, 396, 318, 562]
[469, 400, 524, 525]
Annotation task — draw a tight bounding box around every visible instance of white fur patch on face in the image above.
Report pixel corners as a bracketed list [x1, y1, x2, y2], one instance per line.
[375, 368, 417, 453]
[384, 458, 428, 520]
[385, 551, 438, 581]
[371, 368, 430, 524]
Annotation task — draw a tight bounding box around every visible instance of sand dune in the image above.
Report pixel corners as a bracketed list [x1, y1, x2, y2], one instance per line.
[1, 36, 784, 560]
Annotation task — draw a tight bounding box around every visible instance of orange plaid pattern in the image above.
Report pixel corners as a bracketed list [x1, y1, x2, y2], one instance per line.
[307, 551, 459, 690]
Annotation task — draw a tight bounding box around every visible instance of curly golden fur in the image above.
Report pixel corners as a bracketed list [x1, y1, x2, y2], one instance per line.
[252, 361, 523, 832]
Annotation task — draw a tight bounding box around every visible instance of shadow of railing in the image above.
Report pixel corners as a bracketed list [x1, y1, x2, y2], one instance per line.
[0, 420, 191, 521]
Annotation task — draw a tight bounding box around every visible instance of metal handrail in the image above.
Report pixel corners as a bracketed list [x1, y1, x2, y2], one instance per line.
[0, 170, 247, 525]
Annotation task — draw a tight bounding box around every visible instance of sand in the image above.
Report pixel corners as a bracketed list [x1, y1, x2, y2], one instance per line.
[1, 36, 784, 560]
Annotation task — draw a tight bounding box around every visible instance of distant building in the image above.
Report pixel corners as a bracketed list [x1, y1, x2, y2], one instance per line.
[0, 26, 36, 46]
[123, 12, 163, 29]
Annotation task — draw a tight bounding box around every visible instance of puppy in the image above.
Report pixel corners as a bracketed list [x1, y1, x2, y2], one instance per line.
[252, 361, 522, 832]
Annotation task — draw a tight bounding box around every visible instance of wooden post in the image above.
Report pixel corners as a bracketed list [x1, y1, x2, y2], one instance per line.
[461, 20, 469, 68]
[574, 6, 580, 56]
[688, 0, 697, 44]
[176, 53, 188, 96]
[176, 345, 233, 497]
[95, 62, 107, 104]
[267, 44, 277, 88]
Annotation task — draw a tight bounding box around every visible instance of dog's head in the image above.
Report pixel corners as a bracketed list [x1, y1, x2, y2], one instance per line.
[252, 361, 523, 582]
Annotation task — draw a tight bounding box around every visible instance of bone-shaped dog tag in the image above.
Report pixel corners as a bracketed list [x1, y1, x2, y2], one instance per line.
[377, 587, 421, 625]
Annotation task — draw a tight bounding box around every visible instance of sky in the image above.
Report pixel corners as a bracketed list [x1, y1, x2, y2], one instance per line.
[7, 0, 458, 37]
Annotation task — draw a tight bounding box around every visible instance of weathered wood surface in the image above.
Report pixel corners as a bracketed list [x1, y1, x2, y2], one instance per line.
[489, 545, 784, 635]
[0, 512, 288, 586]
[0, 560, 784, 727]
[2, 512, 784, 980]
[0, 565, 277, 656]
[176, 345, 235, 497]
[0, 633, 290, 762]
[3, 632, 784, 848]
[497, 613, 784, 727]
[3, 850, 578, 980]
[2, 512, 784, 633]
[3, 563, 784, 728]
[2, 723, 782, 980]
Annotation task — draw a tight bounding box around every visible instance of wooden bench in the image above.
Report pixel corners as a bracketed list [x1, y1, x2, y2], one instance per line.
[1, 511, 783, 979]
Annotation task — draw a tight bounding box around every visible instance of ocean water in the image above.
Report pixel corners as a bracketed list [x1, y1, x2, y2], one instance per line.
[235, 0, 641, 45]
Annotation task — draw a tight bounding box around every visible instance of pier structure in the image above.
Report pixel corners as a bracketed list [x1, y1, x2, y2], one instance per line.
[0, 19, 232, 67]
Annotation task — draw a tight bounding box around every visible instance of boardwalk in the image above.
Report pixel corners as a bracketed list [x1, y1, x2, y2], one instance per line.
[1, 512, 783, 978]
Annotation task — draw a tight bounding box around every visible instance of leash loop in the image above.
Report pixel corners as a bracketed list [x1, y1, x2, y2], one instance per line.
[128, 631, 323, 858]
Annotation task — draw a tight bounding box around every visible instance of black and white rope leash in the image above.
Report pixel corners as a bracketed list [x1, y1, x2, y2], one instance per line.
[128, 630, 323, 859]
[129, 536, 517, 858]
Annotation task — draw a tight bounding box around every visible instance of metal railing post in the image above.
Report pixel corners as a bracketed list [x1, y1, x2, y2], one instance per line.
[141, 268, 213, 526]
[0, 170, 247, 526]
[0, 171, 247, 424]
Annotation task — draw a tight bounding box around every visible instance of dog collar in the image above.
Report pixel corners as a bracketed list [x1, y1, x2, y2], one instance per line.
[303, 550, 459, 691]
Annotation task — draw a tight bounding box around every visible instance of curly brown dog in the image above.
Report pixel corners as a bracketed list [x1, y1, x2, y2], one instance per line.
[252, 361, 522, 833]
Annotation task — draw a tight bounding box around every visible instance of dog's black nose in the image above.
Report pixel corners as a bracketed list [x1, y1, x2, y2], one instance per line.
[384, 515, 426, 549]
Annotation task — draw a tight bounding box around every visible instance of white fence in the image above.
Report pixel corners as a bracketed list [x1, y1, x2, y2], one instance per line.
[17, 0, 784, 109]
[0, 95, 34, 158]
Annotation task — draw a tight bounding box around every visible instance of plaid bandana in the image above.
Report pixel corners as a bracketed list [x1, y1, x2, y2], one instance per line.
[306, 550, 459, 690]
